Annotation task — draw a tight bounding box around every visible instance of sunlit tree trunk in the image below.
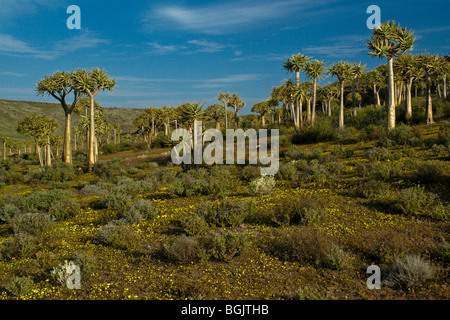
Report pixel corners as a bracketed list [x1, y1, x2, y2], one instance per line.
[387, 57, 396, 130]
[339, 81, 345, 129]
[406, 78, 413, 122]
[426, 72, 434, 124]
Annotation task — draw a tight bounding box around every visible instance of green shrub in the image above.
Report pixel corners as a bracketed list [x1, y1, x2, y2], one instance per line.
[292, 117, 340, 144]
[376, 185, 439, 217]
[40, 163, 76, 182]
[5, 276, 34, 297]
[241, 166, 261, 181]
[268, 227, 346, 270]
[331, 144, 345, 156]
[359, 124, 383, 142]
[414, 160, 445, 183]
[275, 161, 297, 180]
[0, 197, 21, 223]
[432, 203, 450, 221]
[0, 233, 37, 260]
[102, 191, 133, 213]
[21, 189, 79, 221]
[431, 144, 448, 157]
[387, 124, 415, 145]
[199, 231, 249, 262]
[182, 214, 209, 236]
[365, 147, 390, 161]
[386, 255, 434, 289]
[10, 212, 54, 236]
[248, 175, 276, 196]
[119, 199, 159, 224]
[263, 196, 325, 227]
[161, 235, 207, 264]
[195, 198, 247, 228]
[80, 184, 109, 196]
[358, 180, 391, 199]
[94, 220, 139, 250]
[367, 162, 402, 181]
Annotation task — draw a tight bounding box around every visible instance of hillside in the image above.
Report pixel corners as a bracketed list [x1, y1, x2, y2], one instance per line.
[0, 99, 144, 141]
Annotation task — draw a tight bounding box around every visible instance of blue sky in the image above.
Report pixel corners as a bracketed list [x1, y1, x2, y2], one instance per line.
[0, 0, 449, 114]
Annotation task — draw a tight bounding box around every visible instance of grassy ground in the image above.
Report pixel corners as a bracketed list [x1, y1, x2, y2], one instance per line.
[0, 119, 448, 300]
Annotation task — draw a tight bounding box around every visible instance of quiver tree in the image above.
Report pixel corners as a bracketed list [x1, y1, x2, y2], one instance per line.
[17, 114, 58, 167]
[367, 20, 415, 130]
[72, 68, 116, 170]
[217, 92, 232, 129]
[228, 93, 245, 128]
[350, 62, 366, 117]
[328, 61, 353, 129]
[36, 70, 82, 164]
[395, 53, 419, 122]
[304, 59, 327, 123]
[252, 100, 272, 127]
[205, 104, 224, 129]
[418, 53, 441, 124]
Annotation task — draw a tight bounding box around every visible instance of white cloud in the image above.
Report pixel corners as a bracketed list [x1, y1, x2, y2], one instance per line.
[0, 30, 109, 59]
[147, 42, 186, 54]
[0, 71, 26, 77]
[149, 0, 330, 34]
[187, 39, 225, 53]
[194, 74, 263, 88]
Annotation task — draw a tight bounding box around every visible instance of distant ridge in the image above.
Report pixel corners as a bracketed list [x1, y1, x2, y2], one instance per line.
[0, 99, 144, 141]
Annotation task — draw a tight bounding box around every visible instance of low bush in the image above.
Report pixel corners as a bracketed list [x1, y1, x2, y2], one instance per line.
[40, 163, 76, 182]
[257, 196, 325, 227]
[161, 235, 207, 264]
[195, 198, 248, 228]
[275, 161, 297, 180]
[241, 166, 261, 181]
[292, 117, 340, 144]
[414, 161, 445, 183]
[248, 175, 276, 196]
[181, 214, 209, 236]
[10, 212, 54, 236]
[375, 185, 439, 217]
[365, 147, 390, 161]
[385, 255, 434, 289]
[21, 189, 79, 221]
[199, 231, 249, 262]
[94, 220, 139, 250]
[268, 227, 347, 270]
[101, 191, 134, 213]
[119, 199, 159, 224]
[357, 180, 391, 199]
[5, 276, 34, 297]
[0, 233, 37, 260]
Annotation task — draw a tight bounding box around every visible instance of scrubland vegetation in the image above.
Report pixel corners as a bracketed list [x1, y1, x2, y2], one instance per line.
[0, 20, 449, 300]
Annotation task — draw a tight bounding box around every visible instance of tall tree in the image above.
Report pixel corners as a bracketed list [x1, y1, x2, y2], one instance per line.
[350, 62, 367, 117]
[17, 114, 58, 167]
[36, 70, 82, 164]
[418, 53, 441, 124]
[217, 92, 232, 129]
[304, 59, 327, 123]
[252, 100, 272, 127]
[328, 61, 353, 129]
[228, 93, 245, 128]
[205, 104, 224, 129]
[159, 105, 176, 136]
[395, 53, 418, 121]
[283, 54, 310, 122]
[72, 68, 116, 170]
[367, 20, 415, 130]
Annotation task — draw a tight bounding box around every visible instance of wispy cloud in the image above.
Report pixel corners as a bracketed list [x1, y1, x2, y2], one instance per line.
[147, 42, 186, 54]
[0, 30, 109, 59]
[187, 40, 225, 53]
[0, 71, 26, 77]
[301, 35, 368, 58]
[194, 74, 264, 88]
[148, 0, 332, 34]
